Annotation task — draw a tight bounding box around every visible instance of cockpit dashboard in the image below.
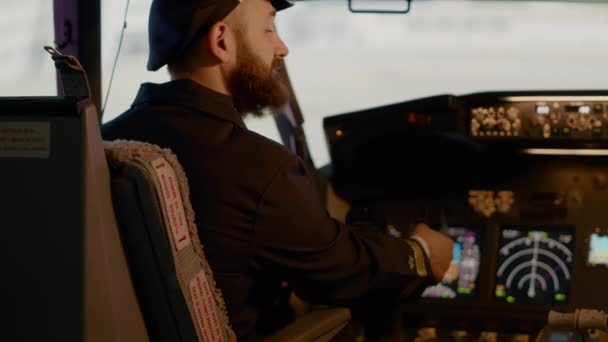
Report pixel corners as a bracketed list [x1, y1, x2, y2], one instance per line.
[324, 91, 608, 335]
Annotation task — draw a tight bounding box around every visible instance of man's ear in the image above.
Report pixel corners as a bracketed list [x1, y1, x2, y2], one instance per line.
[206, 22, 234, 63]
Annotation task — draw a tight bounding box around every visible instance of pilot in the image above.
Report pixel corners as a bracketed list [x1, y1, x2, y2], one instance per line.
[102, 0, 454, 339]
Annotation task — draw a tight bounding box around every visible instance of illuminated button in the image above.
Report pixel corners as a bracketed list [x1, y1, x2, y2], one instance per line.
[555, 293, 567, 302]
[536, 105, 550, 115]
[551, 127, 560, 136]
[506, 296, 516, 303]
[593, 127, 602, 137]
[407, 112, 416, 123]
[562, 127, 572, 136]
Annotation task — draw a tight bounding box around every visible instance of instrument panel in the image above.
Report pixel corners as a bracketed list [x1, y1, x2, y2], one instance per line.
[323, 90, 608, 333]
[470, 97, 608, 140]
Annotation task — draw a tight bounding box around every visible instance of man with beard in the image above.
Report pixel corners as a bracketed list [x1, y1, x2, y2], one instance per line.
[102, 0, 454, 339]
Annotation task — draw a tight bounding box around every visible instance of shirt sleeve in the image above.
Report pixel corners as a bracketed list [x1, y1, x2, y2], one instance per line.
[252, 154, 432, 305]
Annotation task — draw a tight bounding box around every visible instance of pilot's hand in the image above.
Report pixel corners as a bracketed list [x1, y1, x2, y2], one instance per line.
[411, 223, 454, 282]
[442, 261, 459, 283]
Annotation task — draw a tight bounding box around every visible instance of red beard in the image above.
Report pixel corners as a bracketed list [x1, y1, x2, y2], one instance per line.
[228, 40, 290, 116]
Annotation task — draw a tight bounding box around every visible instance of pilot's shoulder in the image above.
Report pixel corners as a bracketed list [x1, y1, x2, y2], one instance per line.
[238, 128, 293, 164]
[230, 128, 306, 184]
[102, 103, 189, 141]
[244, 129, 288, 152]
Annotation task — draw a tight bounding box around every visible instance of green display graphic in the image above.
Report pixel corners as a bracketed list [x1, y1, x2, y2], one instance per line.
[495, 227, 573, 304]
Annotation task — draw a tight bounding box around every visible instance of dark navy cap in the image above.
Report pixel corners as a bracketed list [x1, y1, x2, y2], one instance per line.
[147, 0, 294, 71]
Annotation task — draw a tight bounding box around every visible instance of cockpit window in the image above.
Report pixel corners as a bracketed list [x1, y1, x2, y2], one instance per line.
[276, 0, 608, 167]
[100, 0, 608, 167]
[0, 0, 55, 96]
[101, 0, 168, 121]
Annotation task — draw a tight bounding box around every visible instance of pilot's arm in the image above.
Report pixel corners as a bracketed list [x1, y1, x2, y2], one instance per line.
[252, 154, 451, 304]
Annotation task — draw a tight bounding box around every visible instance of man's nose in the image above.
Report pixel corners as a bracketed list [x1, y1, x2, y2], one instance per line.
[276, 35, 289, 58]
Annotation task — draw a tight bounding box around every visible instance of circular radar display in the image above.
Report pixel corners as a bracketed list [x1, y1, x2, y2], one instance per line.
[495, 228, 573, 304]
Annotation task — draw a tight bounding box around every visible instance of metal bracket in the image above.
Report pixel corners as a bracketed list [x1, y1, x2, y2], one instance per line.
[44, 46, 91, 99]
[348, 0, 412, 14]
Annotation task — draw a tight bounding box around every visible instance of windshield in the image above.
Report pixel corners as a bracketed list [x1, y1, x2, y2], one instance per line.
[276, 0, 608, 166]
[101, 0, 608, 168]
[0, 0, 55, 96]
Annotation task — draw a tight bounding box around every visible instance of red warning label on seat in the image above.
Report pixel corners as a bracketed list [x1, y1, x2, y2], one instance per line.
[190, 271, 224, 342]
[151, 157, 191, 251]
[0, 122, 50, 158]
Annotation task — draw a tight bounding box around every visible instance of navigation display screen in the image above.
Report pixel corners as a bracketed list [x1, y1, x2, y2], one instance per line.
[495, 227, 573, 304]
[588, 233, 608, 266]
[421, 226, 481, 299]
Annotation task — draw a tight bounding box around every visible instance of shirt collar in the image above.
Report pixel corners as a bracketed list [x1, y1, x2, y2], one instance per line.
[132, 78, 246, 129]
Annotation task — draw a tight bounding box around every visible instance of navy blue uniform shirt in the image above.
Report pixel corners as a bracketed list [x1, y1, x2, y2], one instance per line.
[102, 79, 431, 338]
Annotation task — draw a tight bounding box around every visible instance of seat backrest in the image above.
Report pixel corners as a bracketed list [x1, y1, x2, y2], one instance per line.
[104, 140, 236, 342]
[83, 103, 150, 342]
[1, 97, 148, 342]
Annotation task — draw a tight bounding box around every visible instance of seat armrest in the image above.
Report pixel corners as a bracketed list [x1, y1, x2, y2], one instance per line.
[264, 308, 351, 342]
